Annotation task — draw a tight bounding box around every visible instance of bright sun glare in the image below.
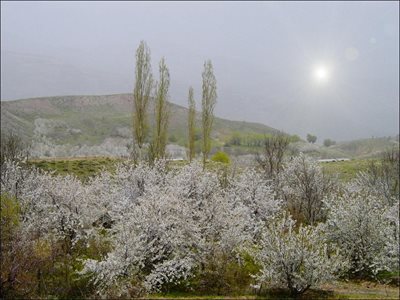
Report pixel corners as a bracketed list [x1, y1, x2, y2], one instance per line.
[313, 65, 329, 82]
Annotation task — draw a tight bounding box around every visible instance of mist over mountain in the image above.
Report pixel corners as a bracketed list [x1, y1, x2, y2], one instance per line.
[1, 2, 399, 142]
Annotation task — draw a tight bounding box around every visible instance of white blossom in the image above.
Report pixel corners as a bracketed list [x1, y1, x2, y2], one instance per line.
[278, 154, 339, 225]
[252, 213, 347, 296]
[323, 186, 396, 276]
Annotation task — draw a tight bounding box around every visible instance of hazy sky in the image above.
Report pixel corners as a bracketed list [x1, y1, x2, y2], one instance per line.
[1, 1, 399, 141]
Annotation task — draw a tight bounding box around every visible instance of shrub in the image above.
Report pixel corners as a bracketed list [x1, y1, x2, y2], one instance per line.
[0, 131, 30, 166]
[278, 154, 339, 225]
[251, 213, 347, 296]
[255, 133, 290, 179]
[324, 189, 398, 278]
[211, 151, 230, 164]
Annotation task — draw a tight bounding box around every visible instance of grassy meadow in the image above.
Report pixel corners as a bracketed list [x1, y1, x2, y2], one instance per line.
[320, 159, 375, 182]
[27, 156, 373, 183]
[27, 156, 123, 181]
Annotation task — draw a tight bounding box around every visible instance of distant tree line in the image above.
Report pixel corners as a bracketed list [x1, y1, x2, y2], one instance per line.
[226, 132, 301, 148]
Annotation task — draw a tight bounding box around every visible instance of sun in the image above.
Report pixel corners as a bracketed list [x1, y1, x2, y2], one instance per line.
[313, 65, 329, 82]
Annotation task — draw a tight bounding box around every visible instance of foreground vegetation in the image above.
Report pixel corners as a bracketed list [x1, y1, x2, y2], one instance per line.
[1, 144, 399, 299]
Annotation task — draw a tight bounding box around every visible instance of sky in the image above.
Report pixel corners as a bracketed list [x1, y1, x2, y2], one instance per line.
[1, 1, 399, 142]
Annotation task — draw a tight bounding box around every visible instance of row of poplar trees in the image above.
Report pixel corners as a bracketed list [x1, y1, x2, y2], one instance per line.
[132, 41, 217, 168]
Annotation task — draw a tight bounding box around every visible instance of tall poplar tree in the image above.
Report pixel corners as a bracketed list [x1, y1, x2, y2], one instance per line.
[187, 87, 196, 162]
[151, 57, 170, 161]
[133, 41, 153, 153]
[201, 60, 217, 169]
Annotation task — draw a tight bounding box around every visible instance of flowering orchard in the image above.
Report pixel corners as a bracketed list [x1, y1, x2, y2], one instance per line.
[1, 154, 398, 298]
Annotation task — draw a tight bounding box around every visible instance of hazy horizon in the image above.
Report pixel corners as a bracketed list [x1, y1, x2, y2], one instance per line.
[1, 1, 399, 142]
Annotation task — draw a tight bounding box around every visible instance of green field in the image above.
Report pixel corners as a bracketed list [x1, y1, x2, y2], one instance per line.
[27, 156, 122, 181]
[320, 159, 374, 182]
[27, 156, 373, 183]
[26, 157, 230, 182]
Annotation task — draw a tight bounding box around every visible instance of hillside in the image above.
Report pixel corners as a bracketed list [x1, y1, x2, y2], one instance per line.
[1, 94, 281, 158]
[288, 136, 399, 160]
[330, 136, 399, 158]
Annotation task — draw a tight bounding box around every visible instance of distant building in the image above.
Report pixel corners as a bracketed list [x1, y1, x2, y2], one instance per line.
[318, 158, 350, 163]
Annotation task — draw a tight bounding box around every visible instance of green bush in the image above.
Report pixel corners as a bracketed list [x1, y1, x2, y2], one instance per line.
[290, 134, 301, 143]
[211, 151, 230, 164]
[1, 193, 20, 246]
